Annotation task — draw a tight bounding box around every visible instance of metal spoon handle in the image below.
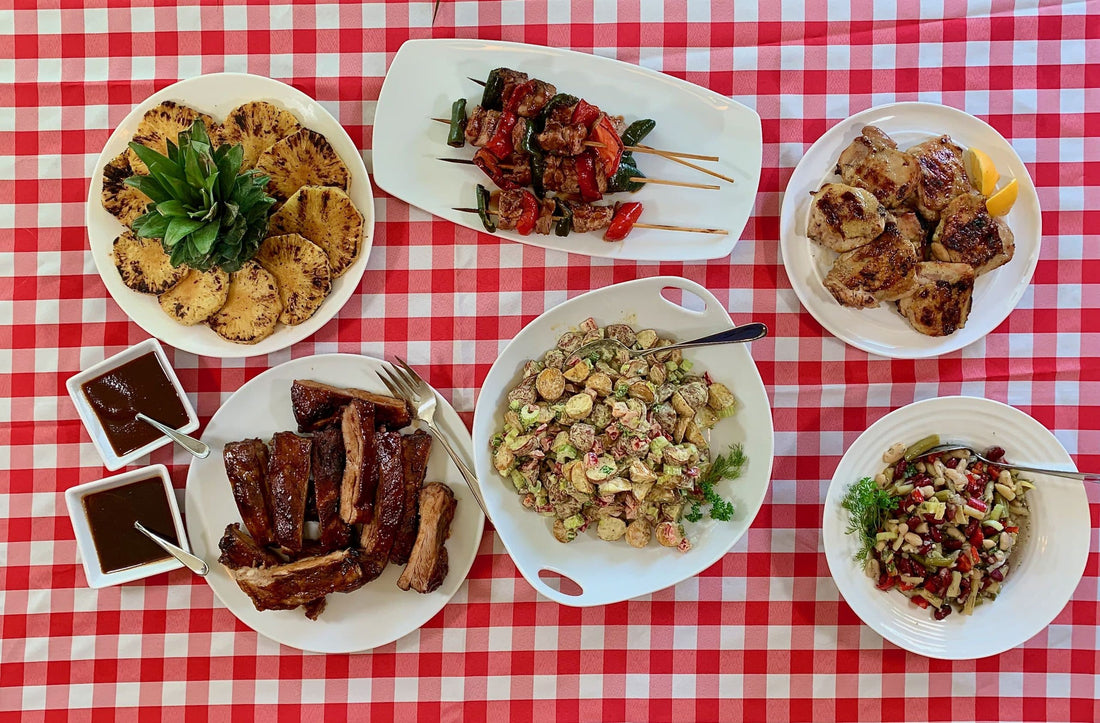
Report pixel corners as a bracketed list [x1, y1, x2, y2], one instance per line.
[134, 521, 208, 576]
[136, 412, 210, 459]
[641, 322, 768, 356]
[1002, 462, 1099, 483]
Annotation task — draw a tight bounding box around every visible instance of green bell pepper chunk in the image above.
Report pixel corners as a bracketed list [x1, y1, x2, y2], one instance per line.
[608, 152, 645, 193]
[621, 118, 656, 147]
[481, 68, 506, 109]
[475, 184, 495, 232]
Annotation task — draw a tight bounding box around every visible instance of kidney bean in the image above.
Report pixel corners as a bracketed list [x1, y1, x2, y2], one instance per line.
[919, 543, 933, 555]
[945, 457, 960, 469]
[985, 446, 1005, 462]
[965, 520, 979, 538]
[943, 538, 964, 551]
[990, 567, 1005, 582]
[969, 528, 984, 547]
[933, 605, 953, 620]
[929, 527, 944, 543]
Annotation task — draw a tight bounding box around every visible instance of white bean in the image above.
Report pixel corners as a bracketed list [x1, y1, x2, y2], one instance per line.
[904, 532, 923, 547]
[914, 522, 929, 534]
[874, 472, 887, 487]
[883, 442, 907, 465]
[999, 532, 1016, 551]
[995, 483, 1016, 501]
[892, 534, 905, 551]
[956, 460, 968, 474]
[944, 468, 967, 491]
[998, 469, 1013, 487]
[865, 558, 880, 579]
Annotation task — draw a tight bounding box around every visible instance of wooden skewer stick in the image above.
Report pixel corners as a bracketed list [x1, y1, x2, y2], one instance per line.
[634, 144, 733, 181]
[452, 208, 728, 236]
[437, 157, 718, 191]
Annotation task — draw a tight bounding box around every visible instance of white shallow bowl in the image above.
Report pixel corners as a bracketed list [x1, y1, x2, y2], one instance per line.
[65, 465, 189, 588]
[471, 276, 775, 606]
[86, 72, 375, 359]
[374, 38, 762, 261]
[822, 396, 1090, 659]
[185, 353, 485, 654]
[65, 338, 199, 471]
[779, 102, 1041, 358]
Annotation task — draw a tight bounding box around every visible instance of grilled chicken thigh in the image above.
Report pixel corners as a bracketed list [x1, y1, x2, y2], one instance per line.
[931, 193, 1015, 275]
[890, 210, 927, 257]
[897, 262, 975, 336]
[823, 222, 920, 308]
[807, 182, 888, 252]
[907, 135, 971, 221]
[836, 126, 920, 208]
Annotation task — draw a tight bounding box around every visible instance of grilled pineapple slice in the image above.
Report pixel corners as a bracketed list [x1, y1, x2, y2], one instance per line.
[254, 233, 332, 325]
[112, 230, 188, 294]
[126, 101, 216, 175]
[158, 267, 230, 326]
[101, 153, 151, 226]
[268, 186, 363, 277]
[215, 101, 301, 171]
[253, 128, 349, 204]
[207, 260, 283, 344]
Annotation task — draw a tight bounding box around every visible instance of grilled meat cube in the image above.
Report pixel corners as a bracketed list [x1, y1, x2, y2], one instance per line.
[229, 549, 366, 612]
[340, 400, 379, 524]
[807, 182, 887, 253]
[548, 102, 577, 125]
[291, 379, 413, 431]
[513, 79, 557, 118]
[218, 523, 281, 569]
[463, 106, 529, 157]
[537, 121, 589, 156]
[496, 189, 525, 231]
[823, 222, 920, 308]
[534, 198, 556, 235]
[897, 261, 975, 336]
[499, 151, 532, 188]
[567, 202, 614, 233]
[311, 425, 351, 551]
[397, 483, 457, 594]
[495, 68, 530, 106]
[268, 432, 312, 554]
[542, 155, 608, 196]
[359, 431, 407, 581]
[836, 126, 920, 208]
[931, 193, 1015, 275]
[907, 135, 971, 222]
[223, 439, 274, 547]
[391, 431, 432, 566]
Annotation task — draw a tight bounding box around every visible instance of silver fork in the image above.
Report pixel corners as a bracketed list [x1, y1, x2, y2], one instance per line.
[378, 357, 491, 520]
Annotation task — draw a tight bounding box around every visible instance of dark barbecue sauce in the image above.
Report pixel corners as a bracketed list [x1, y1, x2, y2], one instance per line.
[81, 351, 188, 456]
[82, 476, 180, 573]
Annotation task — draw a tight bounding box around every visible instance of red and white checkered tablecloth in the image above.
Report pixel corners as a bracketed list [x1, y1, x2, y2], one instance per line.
[2, 1, 1098, 720]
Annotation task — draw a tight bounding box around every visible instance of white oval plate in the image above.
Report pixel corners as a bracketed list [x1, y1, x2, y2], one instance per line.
[373, 38, 762, 261]
[184, 353, 484, 653]
[779, 102, 1041, 358]
[86, 73, 375, 359]
[822, 396, 1090, 659]
[471, 276, 774, 606]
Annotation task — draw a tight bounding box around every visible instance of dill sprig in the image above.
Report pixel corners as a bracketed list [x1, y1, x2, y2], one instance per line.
[840, 476, 897, 562]
[685, 443, 747, 523]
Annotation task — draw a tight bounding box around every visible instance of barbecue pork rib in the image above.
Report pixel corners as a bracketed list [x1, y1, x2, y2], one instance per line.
[390, 430, 432, 566]
[218, 523, 281, 569]
[230, 549, 366, 611]
[223, 439, 274, 546]
[268, 431, 312, 554]
[340, 400, 379, 524]
[359, 431, 408, 581]
[397, 483, 456, 594]
[291, 379, 413, 432]
[311, 425, 351, 551]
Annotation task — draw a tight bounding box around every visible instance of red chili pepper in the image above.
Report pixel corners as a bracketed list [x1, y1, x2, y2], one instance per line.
[515, 190, 539, 236]
[571, 99, 601, 128]
[603, 201, 643, 242]
[966, 497, 988, 512]
[957, 553, 973, 573]
[504, 80, 536, 114]
[588, 114, 624, 176]
[910, 488, 925, 505]
[897, 582, 915, 592]
[968, 546, 979, 563]
[485, 111, 519, 160]
[472, 148, 521, 190]
[911, 596, 930, 609]
[1005, 526, 1019, 533]
[575, 150, 602, 202]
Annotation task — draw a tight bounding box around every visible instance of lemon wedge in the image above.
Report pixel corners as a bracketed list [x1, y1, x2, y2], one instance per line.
[964, 148, 999, 196]
[986, 178, 1018, 217]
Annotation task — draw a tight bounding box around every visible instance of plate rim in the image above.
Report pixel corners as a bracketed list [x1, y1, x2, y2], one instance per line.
[778, 100, 1042, 359]
[183, 352, 485, 653]
[85, 71, 375, 359]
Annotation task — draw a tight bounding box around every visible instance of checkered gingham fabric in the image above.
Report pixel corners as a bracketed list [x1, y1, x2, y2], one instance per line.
[1, 1, 1099, 721]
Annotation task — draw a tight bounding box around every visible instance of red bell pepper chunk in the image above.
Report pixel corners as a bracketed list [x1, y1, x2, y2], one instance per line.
[1005, 526, 1019, 533]
[575, 151, 602, 202]
[515, 190, 539, 236]
[875, 574, 897, 591]
[911, 596, 930, 609]
[485, 111, 519, 160]
[957, 552, 973, 572]
[588, 114, 624, 176]
[571, 99, 601, 128]
[504, 80, 536, 114]
[603, 201, 643, 242]
[472, 148, 521, 190]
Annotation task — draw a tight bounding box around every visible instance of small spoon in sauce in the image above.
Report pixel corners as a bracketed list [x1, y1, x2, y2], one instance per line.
[134, 521, 209, 576]
[136, 412, 210, 459]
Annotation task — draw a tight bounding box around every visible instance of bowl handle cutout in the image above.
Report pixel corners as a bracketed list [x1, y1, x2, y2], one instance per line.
[537, 568, 584, 597]
[659, 285, 708, 314]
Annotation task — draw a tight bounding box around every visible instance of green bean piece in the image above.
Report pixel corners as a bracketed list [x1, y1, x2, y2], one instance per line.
[903, 434, 942, 462]
[447, 98, 467, 148]
[621, 119, 656, 147]
[475, 184, 495, 232]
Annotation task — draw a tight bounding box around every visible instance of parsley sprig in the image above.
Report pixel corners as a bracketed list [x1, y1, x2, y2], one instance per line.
[685, 443, 747, 523]
[840, 476, 897, 562]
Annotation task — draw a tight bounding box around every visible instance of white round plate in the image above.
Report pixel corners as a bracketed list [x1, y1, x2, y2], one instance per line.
[822, 396, 1090, 659]
[471, 276, 775, 606]
[86, 73, 375, 359]
[779, 102, 1041, 359]
[184, 354, 484, 653]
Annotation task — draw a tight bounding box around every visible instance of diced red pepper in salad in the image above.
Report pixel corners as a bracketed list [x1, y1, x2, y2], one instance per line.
[485, 111, 519, 159]
[603, 201, 643, 242]
[570, 99, 601, 128]
[575, 150, 602, 202]
[588, 114, 624, 177]
[515, 190, 539, 236]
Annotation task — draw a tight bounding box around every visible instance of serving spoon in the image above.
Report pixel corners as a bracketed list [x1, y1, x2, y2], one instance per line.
[913, 443, 1099, 483]
[134, 521, 209, 576]
[136, 412, 210, 459]
[571, 321, 768, 362]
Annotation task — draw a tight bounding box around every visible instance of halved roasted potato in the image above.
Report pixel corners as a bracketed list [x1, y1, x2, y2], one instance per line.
[207, 260, 283, 344]
[254, 233, 332, 325]
[112, 230, 188, 294]
[101, 153, 151, 226]
[126, 101, 216, 175]
[158, 267, 230, 326]
[253, 128, 349, 204]
[267, 186, 363, 276]
[215, 101, 301, 171]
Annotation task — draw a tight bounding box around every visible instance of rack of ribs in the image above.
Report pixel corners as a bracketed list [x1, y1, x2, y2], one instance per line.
[223, 439, 274, 547]
[359, 431, 408, 581]
[229, 549, 366, 612]
[397, 483, 456, 594]
[339, 399, 379, 524]
[291, 379, 413, 432]
[218, 523, 281, 569]
[390, 430, 432, 566]
[311, 425, 351, 551]
[268, 432, 312, 554]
